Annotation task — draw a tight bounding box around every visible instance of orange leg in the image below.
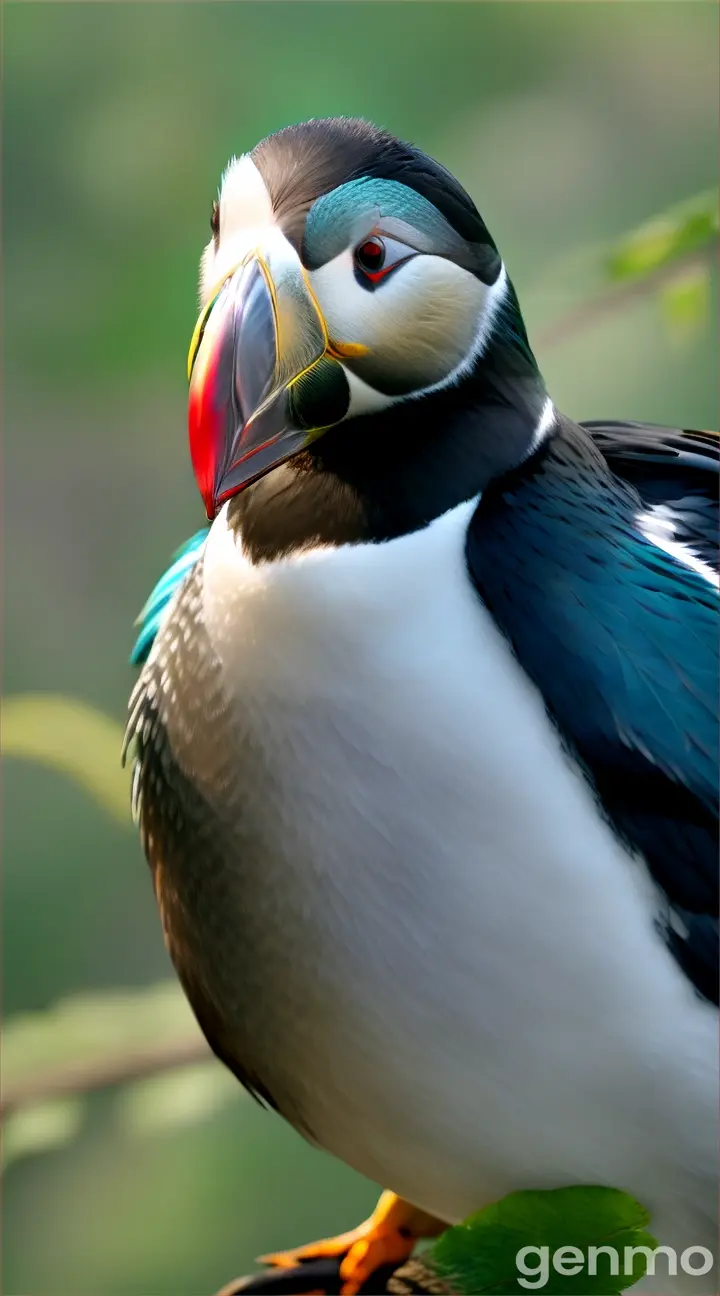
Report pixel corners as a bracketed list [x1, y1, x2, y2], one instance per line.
[259, 1190, 447, 1296]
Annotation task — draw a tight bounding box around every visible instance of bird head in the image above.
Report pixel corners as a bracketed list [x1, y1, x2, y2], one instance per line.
[188, 118, 525, 520]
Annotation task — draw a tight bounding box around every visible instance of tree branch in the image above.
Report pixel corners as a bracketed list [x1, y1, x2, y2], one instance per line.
[535, 245, 714, 352]
[1, 1033, 211, 1118]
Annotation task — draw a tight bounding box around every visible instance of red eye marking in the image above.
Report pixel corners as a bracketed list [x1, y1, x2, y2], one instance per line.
[355, 237, 393, 282]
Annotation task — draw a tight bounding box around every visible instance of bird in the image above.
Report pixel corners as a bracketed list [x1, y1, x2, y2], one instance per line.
[125, 118, 718, 1296]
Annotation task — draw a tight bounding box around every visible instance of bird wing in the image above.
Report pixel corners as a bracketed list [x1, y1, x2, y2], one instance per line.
[466, 418, 718, 1003]
[582, 420, 719, 572]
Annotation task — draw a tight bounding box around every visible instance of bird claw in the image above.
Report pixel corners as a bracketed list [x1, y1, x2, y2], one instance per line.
[215, 1252, 400, 1295]
[255, 1191, 445, 1296]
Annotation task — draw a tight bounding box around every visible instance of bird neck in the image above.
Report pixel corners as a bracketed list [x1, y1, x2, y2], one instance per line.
[230, 277, 550, 560]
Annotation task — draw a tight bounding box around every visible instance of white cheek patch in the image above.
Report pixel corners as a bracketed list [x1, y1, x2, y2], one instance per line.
[343, 368, 399, 418]
[199, 155, 277, 307]
[310, 253, 507, 404]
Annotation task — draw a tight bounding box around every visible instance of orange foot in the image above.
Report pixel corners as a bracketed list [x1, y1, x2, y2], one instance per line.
[259, 1190, 447, 1296]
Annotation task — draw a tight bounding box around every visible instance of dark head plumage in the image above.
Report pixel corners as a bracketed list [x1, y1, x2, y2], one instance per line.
[250, 117, 499, 267]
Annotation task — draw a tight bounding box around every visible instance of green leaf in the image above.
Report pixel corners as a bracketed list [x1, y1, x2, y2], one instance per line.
[117, 1061, 239, 1137]
[2, 985, 234, 1164]
[2, 693, 131, 824]
[660, 265, 711, 342]
[430, 1187, 658, 1294]
[606, 190, 718, 284]
[2, 1098, 84, 1168]
[2, 980, 202, 1098]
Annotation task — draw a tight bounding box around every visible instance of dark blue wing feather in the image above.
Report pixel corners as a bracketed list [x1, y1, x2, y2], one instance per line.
[467, 418, 718, 1003]
[583, 421, 718, 571]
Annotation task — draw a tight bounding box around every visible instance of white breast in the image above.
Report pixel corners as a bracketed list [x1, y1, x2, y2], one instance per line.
[195, 499, 716, 1279]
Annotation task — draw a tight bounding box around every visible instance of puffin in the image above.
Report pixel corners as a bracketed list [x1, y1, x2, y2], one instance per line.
[125, 118, 718, 1296]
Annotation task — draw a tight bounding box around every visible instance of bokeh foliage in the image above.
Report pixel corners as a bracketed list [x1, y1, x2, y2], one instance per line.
[4, 4, 718, 1295]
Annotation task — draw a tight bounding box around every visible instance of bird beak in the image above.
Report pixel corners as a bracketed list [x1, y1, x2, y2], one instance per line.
[187, 237, 363, 519]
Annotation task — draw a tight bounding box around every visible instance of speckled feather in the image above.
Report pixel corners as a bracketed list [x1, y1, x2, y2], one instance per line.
[126, 556, 283, 1113]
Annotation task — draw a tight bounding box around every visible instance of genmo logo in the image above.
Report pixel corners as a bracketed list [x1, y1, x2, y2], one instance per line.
[516, 1243, 716, 1289]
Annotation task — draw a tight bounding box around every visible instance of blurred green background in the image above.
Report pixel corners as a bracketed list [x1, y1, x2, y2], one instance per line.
[3, 3, 718, 1294]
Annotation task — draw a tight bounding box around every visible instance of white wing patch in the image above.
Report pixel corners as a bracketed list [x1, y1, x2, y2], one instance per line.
[637, 507, 719, 588]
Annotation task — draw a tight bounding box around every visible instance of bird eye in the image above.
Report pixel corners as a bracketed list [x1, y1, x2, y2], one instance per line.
[210, 200, 220, 240]
[355, 238, 386, 274]
[352, 234, 417, 285]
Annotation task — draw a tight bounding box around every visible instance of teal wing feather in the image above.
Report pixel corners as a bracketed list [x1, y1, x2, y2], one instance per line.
[130, 528, 210, 666]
